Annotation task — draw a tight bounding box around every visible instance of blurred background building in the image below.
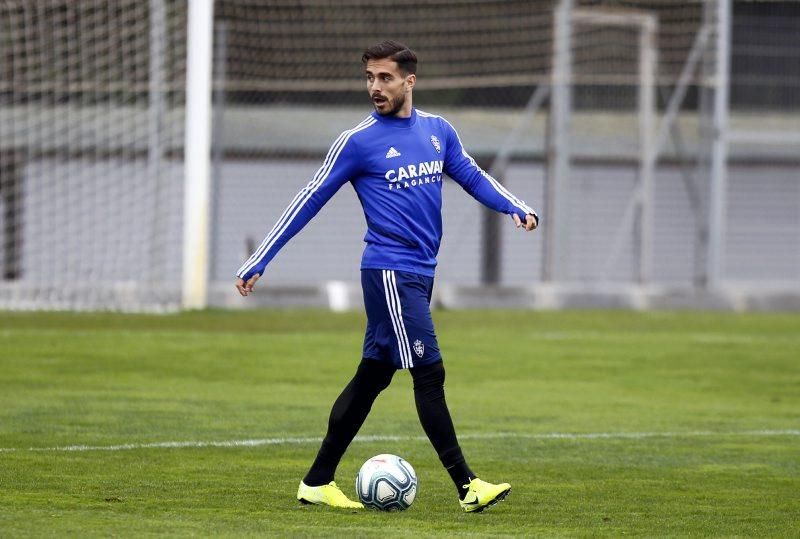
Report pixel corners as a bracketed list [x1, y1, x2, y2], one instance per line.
[0, 0, 798, 311]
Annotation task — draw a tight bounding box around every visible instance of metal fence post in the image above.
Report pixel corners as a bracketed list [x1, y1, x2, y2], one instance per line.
[707, 0, 731, 288]
[544, 0, 573, 283]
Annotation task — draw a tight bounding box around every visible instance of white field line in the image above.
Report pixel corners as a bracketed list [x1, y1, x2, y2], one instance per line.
[0, 430, 798, 454]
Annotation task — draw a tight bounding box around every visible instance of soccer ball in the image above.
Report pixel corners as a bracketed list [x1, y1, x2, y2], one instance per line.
[356, 454, 417, 511]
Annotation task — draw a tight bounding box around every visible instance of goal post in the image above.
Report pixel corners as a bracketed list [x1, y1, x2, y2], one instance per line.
[182, 0, 215, 310]
[548, 4, 659, 285]
[545, 0, 743, 289]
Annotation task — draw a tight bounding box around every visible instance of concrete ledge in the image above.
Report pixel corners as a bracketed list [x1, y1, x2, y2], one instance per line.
[209, 281, 800, 312]
[2, 281, 798, 312]
[0, 283, 181, 312]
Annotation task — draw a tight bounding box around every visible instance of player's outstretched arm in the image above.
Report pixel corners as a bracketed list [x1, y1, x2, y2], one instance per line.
[440, 118, 539, 228]
[234, 120, 369, 295]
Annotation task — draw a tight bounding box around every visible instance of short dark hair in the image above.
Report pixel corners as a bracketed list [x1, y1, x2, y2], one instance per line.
[362, 41, 417, 75]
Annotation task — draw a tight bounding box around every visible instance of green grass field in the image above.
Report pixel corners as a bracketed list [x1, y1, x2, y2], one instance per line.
[1, 309, 798, 536]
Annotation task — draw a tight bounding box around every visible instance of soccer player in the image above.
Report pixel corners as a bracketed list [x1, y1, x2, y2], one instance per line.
[236, 41, 538, 513]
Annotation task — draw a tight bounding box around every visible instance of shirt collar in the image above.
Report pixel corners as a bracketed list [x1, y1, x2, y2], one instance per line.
[371, 108, 417, 127]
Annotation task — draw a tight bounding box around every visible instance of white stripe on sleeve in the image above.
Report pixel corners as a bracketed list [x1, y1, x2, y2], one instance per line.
[237, 117, 375, 278]
[418, 110, 536, 217]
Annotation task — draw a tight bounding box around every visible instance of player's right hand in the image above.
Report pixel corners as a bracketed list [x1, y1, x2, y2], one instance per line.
[236, 274, 261, 296]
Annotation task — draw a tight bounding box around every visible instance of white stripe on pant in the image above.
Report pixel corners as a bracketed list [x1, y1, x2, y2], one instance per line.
[382, 270, 414, 368]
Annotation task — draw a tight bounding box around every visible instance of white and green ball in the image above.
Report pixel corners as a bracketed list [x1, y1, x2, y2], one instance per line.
[356, 454, 417, 511]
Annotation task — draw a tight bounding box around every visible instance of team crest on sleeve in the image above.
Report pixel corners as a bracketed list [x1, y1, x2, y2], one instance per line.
[430, 135, 441, 153]
[413, 339, 425, 358]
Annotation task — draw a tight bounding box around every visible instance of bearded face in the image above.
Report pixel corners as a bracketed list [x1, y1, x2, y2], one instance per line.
[365, 58, 415, 117]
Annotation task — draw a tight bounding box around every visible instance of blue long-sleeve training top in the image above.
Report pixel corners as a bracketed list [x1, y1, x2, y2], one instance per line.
[236, 108, 538, 281]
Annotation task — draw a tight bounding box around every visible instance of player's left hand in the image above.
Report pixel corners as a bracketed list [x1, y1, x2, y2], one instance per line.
[513, 213, 538, 231]
[235, 273, 261, 297]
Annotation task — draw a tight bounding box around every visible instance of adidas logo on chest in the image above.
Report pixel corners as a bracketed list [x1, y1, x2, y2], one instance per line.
[385, 147, 401, 159]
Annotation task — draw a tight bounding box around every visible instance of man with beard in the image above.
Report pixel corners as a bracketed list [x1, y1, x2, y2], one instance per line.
[236, 41, 538, 512]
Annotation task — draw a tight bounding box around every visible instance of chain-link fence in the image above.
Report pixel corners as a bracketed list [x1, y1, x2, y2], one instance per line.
[0, 0, 797, 310]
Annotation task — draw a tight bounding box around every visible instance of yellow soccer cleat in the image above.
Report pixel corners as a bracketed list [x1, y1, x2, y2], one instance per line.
[297, 481, 364, 510]
[459, 477, 512, 513]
